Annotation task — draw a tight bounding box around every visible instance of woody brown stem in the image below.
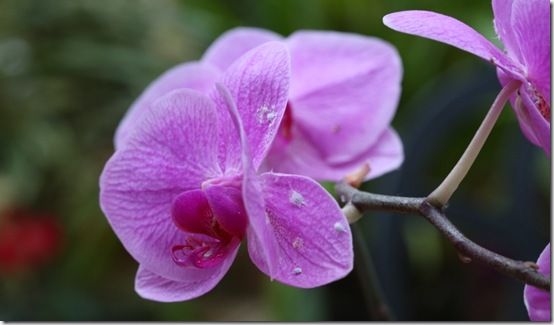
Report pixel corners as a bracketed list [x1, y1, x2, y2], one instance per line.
[336, 181, 550, 291]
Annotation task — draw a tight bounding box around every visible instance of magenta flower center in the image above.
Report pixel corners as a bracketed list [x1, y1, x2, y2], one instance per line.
[170, 177, 247, 269]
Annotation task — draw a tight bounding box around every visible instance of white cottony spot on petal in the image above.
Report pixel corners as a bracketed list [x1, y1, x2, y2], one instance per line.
[334, 222, 346, 233]
[293, 267, 302, 275]
[266, 111, 277, 121]
[292, 237, 303, 249]
[203, 250, 213, 258]
[256, 105, 277, 124]
[289, 190, 306, 207]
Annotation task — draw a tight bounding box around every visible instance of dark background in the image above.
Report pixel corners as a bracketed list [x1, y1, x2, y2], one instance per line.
[0, 0, 550, 321]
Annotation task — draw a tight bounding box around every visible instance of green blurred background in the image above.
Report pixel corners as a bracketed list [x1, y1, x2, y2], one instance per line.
[0, 0, 549, 321]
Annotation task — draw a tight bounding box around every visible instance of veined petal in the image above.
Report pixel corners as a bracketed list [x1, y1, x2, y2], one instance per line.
[135, 240, 239, 302]
[492, 0, 523, 63]
[511, 0, 551, 104]
[383, 11, 521, 77]
[353, 128, 404, 180]
[211, 41, 291, 172]
[215, 81, 281, 280]
[519, 86, 551, 156]
[100, 90, 222, 281]
[285, 31, 402, 168]
[246, 173, 353, 287]
[263, 127, 403, 181]
[497, 70, 549, 155]
[524, 243, 551, 321]
[115, 62, 220, 149]
[216, 81, 353, 288]
[203, 27, 283, 71]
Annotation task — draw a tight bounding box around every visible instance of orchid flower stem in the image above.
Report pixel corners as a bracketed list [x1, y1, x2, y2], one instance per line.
[352, 224, 394, 321]
[427, 80, 522, 207]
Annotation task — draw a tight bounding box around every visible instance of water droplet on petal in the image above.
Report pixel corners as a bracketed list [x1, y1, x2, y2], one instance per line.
[334, 222, 347, 233]
[293, 267, 302, 275]
[266, 111, 277, 122]
[289, 190, 306, 207]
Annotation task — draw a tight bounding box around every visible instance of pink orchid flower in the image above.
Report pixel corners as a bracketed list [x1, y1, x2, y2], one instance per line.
[100, 42, 353, 302]
[115, 28, 403, 181]
[524, 243, 551, 321]
[383, 0, 550, 155]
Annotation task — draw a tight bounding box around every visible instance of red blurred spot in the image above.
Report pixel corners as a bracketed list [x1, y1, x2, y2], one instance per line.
[0, 209, 62, 274]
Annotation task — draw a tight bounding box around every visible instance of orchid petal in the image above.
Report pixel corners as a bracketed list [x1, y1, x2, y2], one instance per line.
[263, 127, 403, 181]
[524, 243, 551, 321]
[519, 86, 551, 156]
[246, 173, 353, 287]
[285, 31, 402, 168]
[115, 62, 220, 149]
[383, 11, 521, 77]
[511, 0, 551, 104]
[221, 67, 354, 282]
[100, 90, 222, 281]
[215, 81, 281, 278]
[211, 41, 291, 171]
[203, 27, 282, 71]
[492, 0, 523, 63]
[135, 241, 239, 302]
[356, 128, 404, 180]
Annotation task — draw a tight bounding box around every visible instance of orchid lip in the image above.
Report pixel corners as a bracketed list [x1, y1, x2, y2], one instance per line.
[170, 176, 248, 269]
[171, 233, 230, 269]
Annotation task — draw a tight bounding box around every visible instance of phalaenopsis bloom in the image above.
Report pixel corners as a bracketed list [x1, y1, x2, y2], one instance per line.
[100, 42, 353, 302]
[524, 244, 551, 321]
[384, 0, 550, 155]
[115, 28, 403, 181]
